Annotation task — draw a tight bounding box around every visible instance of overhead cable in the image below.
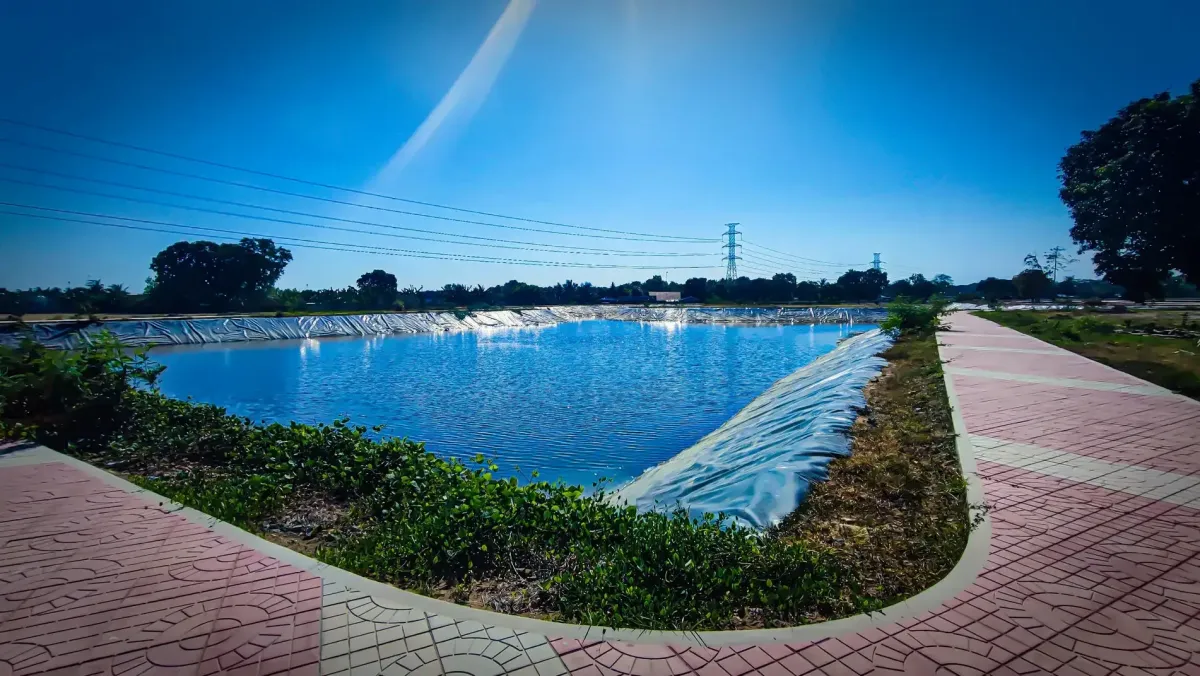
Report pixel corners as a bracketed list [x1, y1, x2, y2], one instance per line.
[0, 121, 715, 242]
[0, 174, 707, 258]
[0, 207, 724, 271]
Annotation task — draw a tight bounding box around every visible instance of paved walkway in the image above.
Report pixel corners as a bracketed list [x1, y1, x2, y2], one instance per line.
[3, 313, 1200, 675]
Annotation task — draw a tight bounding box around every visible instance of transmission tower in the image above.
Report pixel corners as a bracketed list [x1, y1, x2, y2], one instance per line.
[722, 223, 742, 281]
[872, 253, 882, 272]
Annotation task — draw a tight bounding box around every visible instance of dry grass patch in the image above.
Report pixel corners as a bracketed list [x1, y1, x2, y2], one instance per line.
[772, 332, 970, 608]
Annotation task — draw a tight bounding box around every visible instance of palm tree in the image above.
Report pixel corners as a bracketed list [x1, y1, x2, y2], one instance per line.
[105, 284, 131, 312]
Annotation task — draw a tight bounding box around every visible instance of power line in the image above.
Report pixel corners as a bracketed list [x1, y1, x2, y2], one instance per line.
[0, 208, 724, 271]
[0, 173, 708, 258]
[738, 252, 839, 275]
[738, 255, 841, 280]
[0, 120, 716, 243]
[0, 138, 714, 245]
[740, 240, 862, 268]
[741, 254, 855, 277]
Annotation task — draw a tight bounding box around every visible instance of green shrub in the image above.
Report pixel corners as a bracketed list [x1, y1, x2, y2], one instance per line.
[0, 332, 162, 451]
[1071, 316, 1114, 335]
[880, 296, 950, 336]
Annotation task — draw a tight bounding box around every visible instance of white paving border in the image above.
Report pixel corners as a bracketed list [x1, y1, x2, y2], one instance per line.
[972, 435, 1200, 509]
[944, 366, 1176, 397]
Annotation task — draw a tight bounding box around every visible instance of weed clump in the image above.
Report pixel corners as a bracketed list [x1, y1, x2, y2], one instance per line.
[880, 297, 950, 336]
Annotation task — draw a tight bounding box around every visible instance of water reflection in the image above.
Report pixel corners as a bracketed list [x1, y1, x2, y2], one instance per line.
[152, 321, 872, 488]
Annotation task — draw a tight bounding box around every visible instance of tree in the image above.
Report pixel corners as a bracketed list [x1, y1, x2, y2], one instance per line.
[643, 275, 667, 292]
[769, 273, 797, 302]
[794, 280, 820, 302]
[441, 284, 474, 306]
[1042, 246, 1078, 284]
[886, 278, 912, 298]
[1013, 269, 1053, 301]
[682, 277, 708, 301]
[104, 283, 132, 312]
[977, 277, 1017, 301]
[357, 270, 398, 308]
[835, 269, 888, 302]
[1059, 79, 1199, 300]
[399, 285, 425, 310]
[148, 238, 293, 312]
[888, 273, 937, 300]
[1056, 276, 1078, 297]
[1164, 273, 1199, 299]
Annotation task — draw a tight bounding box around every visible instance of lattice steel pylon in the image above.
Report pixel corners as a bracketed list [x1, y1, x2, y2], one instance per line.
[872, 253, 882, 272]
[722, 223, 742, 281]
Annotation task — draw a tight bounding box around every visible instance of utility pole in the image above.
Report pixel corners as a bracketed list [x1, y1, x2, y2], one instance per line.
[722, 223, 741, 281]
[872, 253, 882, 272]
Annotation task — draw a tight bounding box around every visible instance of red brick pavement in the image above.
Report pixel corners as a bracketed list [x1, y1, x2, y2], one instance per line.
[0, 462, 322, 676]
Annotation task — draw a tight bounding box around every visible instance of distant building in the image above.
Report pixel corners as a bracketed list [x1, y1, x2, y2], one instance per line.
[649, 291, 681, 303]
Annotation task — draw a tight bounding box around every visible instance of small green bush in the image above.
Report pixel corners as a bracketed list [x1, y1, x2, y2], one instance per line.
[1071, 316, 1114, 335]
[880, 297, 950, 336]
[0, 333, 163, 451]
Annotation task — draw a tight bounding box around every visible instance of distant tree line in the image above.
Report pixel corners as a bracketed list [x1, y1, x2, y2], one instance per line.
[4, 235, 1196, 318]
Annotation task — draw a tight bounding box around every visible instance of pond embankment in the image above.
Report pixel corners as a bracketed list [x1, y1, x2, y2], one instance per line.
[2, 305, 887, 348]
[617, 328, 893, 528]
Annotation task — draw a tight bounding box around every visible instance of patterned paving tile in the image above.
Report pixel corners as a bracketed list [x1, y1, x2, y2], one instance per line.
[0, 461, 324, 675]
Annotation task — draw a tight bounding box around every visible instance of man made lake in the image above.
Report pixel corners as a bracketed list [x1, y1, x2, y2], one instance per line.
[152, 320, 869, 488]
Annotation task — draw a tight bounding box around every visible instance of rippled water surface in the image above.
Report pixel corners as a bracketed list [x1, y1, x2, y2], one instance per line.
[152, 321, 870, 488]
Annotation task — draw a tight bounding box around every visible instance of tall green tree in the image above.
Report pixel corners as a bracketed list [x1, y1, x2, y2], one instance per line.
[1013, 269, 1053, 301]
[887, 273, 937, 300]
[932, 274, 954, 294]
[682, 277, 708, 301]
[148, 238, 292, 312]
[1059, 79, 1199, 300]
[769, 273, 797, 302]
[357, 269, 398, 308]
[834, 269, 888, 301]
[976, 277, 1017, 301]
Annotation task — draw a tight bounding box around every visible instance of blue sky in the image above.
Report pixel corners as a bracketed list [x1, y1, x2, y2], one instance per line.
[1, 0, 1197, 291]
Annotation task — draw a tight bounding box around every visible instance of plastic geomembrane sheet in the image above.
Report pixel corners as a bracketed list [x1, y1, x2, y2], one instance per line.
[2, 306, 887, 349]
[615, 328, 893, 529]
